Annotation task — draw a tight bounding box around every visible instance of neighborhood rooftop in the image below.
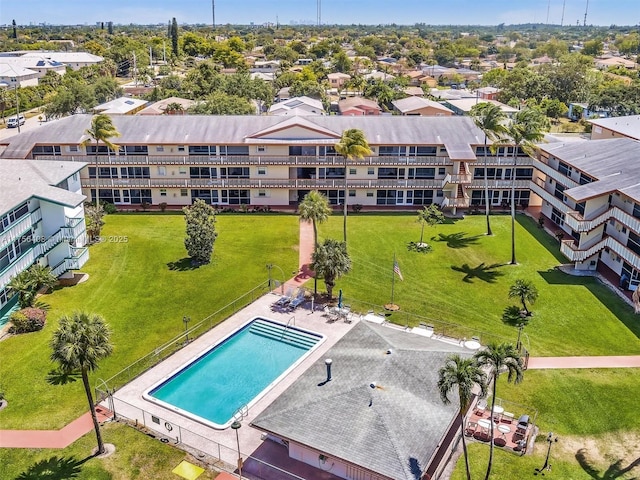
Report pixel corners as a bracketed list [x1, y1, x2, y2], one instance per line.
[589, 116, 640, 141]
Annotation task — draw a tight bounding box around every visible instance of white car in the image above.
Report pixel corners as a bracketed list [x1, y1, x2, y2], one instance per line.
[7, 114, 25, 128]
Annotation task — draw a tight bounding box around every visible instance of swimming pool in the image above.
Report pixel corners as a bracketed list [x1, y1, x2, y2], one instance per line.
[143, 317, 324, 429]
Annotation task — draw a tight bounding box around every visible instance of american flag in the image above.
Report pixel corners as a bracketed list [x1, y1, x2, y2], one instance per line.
[393, 260, 403, 281]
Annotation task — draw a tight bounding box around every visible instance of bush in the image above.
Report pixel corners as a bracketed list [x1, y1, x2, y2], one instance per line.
[141, 201, 151, 212]
[159, 202, 168, 212]
[352, 204, 363, 213]
[102, 202, 118, 214]
[9, 308, 47, 334]
[407, 241, 433, 253]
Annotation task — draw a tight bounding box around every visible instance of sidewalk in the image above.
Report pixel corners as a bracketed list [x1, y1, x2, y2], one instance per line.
[528, 355, 640, 369]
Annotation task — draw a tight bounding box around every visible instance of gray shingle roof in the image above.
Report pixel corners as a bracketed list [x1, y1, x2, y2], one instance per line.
[251, 322, 470, 480]
[539, 138, 640, 202]
[0, 159, 86, 212]
[0, 115, 485, 160]
[589, 115, 640, 140]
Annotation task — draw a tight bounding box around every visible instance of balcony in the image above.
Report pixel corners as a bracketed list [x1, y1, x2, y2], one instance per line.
[528, 179, 568, 214]
[469, 179, 531, 189]
[50, 247, 89, 278]
[561, 236, 640, 270]
[0, 209, 42, 250]
[565, 206, 640, 235]
[532, 158, 579, 189]
[0, 246, 41, 290]
[39, 154, 453, 167]
[441, 173, 472, 188]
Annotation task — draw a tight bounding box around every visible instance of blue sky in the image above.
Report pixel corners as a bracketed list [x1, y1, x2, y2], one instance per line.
[1, 0, 637, 27]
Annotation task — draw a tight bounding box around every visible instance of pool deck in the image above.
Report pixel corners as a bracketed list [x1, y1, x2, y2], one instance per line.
[107, 291, 357, 471]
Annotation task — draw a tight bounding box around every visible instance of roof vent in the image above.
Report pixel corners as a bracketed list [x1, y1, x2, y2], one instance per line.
[369, 382, 377, 389]
[386, 349, 393, 355]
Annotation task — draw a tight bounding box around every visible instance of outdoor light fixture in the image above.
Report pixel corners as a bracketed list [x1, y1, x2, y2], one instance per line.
[535, 432, 558, 475]
[231, 420, 243, 479]
[183, 316, 191, 344]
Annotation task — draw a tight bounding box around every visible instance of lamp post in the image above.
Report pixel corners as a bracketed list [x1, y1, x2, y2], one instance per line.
[266, 263, 286, 294]
[231, 420, 243, 479]
[536, 432, 558, 474]
[15, 85, 21, 134]
[183, 316, 191, 344]
[516, 323, 525, 351]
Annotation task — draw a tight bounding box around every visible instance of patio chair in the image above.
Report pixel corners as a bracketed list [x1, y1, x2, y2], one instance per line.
[274, 287, 294, 307]
[465, 421, 478, 437]
[474, 400, 487, 416]
[287, 290, 306, 310]
[502, 411, 515, 424]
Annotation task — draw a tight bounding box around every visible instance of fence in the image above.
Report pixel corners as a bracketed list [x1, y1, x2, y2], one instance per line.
[106, 395, 306, 480]
[96, 281, 270, 396]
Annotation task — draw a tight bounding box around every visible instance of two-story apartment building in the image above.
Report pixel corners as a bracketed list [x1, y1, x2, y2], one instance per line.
[0, 114, 535, 215]
[0, 160, 89, 320]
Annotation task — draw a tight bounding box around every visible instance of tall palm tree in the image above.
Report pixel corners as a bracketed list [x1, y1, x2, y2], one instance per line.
[508, 279, 539, 315]
[470, 103, 507, 236]
[81, 114, 120, 205]
[48, 312, 113, 455]
[474, 343, 524, 480]
[334, 129, 372, 244]
[298, 191, 332, 296]
[502, 108, 548, 264]
[310, 238, 351, 299]
[438, 355, 487, 480]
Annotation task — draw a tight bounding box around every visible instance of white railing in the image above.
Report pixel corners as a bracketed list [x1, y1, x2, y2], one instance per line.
[561, 236, 640, 270]
[64, 217, 86, 240]
[529, 180, 568, 214]
[0, 209, 42, 250]
[0, 247, 41, 289]
[469, 179, 531, 189]
[565, 206, 640, 234]
[50, 247, 89, 278]
[532, 159, 579, 189]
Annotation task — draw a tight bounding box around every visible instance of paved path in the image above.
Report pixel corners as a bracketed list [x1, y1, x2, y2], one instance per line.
[528, 355, 640, 369]
[285, 219, 315, 288]
[0, 407, 111, 448]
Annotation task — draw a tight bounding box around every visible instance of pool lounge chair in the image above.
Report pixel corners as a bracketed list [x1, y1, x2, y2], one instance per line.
[288, 290, 306, 310]
[274, 287, 294, 307]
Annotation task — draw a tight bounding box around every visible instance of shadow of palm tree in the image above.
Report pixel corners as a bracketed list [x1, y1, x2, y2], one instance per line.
[15, 455, 87, 479]
[451, 263, 505, 283]
[436, 232, 482, 249]
[575, 448, 640, 479]
[33, 300, 51, 311]
[167, 258, 199, 271]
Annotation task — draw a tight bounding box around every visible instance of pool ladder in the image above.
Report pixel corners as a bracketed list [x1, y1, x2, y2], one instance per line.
[280, 315, 296, 341]
[233, 404, 249, 421]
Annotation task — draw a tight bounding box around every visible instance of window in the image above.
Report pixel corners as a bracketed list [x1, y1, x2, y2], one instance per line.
[258, 189, 267, 197]
[189, 146, 217, 156]
[378, 146, 406, 157]
[257, 146, 267, 153]
[160, 189, 167, 197]
[410, 190, 434, 205]
[575, 202, 585, 216]
[554, 183, 566, 201]
[156, 146, 165, 152]
[318, 168, 345, 179]
[436, 190, 444, 197]
[349, 168, 357, 175]
[579, 172, 594, 185]
[158, 166, 167, 176]
[558, 161, 572, 177]
[180, 189, 188, 197]
[377, 190, 399, 205]
[438, 168, 446, 176]
[551, 207, 565, 226]
[120, 145, 148, 156]
[86, 145, 115, 156]
[319, 146, 337, 157]
[288, 145, 316, 156]
[367, 167, 375, 175]
[378, 168, 405, 179]
[69, 146, 78, 152]
[128, 189, 152, 204]
[227, 189, 250, 204]
[407, 168, 435, 179]
[318, 190, 345, 205]
[515, 168, 533, 180]
[120, 167, 150, 179]
[191, 189, 219, 205]
[178, 146, 185, 152]
[220, 146, 249, 156]
[633, 203, 640, 220]
[179, 167, 187, 174]
[32, 145, 62, 156]
[0, 203, 29, 234]
[221, 167, 249, 179]
[349, 190, 356, 197]
[257, 167, 267, 175]
[366, 192, 374, 197]
[190, 167, 217, 179]
[408, 146, 437, 156]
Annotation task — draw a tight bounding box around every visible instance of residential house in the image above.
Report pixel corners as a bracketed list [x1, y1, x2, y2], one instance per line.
[364, 71, 395, 82]
[268, 96, 326, 116]
[0, 64, 39, 88]
[250, 60, 281, 73]
[476, 86, 499, 101]
[405, 70, 424, 86]
[567, 103, 610, 121]
[0, 56, 66, 81]
[589, 115, 640, 141]
[137, 97, 195, 116]
[327, 72, 351, 90]
[93, 97, 148, 115]
[594, 57, 638, 70]
[20, 51, 104, 71]
[337, 97, 381, 116]
[0, 159, 89, 322]
[392, 96, 453, 116]
[403, 86, 425, 97]
[443, 98, 518, 118]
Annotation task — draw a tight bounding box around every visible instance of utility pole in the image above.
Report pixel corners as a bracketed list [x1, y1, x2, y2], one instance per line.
[317, 0, 321, 26]
[583, 0, 589, 26]
[212, 0, 215, 28]
[560, 0, 566, 26]
[15, 85, 21, 134]
[132, 51, 137, 86]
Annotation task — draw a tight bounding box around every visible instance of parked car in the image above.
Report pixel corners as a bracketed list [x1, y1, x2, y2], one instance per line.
[7, 114, 25, 128]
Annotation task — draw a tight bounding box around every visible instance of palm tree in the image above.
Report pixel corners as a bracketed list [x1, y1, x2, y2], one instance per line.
[417, 204, 445, 244]
[508, 279, 539, 315]
[7, 264, 57, 309]
[438, 355, 487, 480]
[334, 129, 372, 244]
[474, 343, 524, 480]
[82, 114, 120, 205]
[298, 191, 332, 296]
[310, 238, 351, 299]
[470, 103, 507, 236]
[48, 312, 113, 455]
[502, 108, 548, 264]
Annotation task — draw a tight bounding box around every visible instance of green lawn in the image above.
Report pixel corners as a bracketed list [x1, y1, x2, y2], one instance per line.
[0, 422, 218, 480]
[0, 213, 299, 430]
[318, 213, 640, 356]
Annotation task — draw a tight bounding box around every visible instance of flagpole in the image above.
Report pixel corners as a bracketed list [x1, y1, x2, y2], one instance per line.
[391, 252, 396, 305]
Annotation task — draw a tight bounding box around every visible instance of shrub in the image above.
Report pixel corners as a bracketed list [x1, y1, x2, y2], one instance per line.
[407, 241, 433, 253]
[102, 202, 118, 214]
[141, 201, 151, 212]
[352, 204, 363, 213]
[9, 307, 47, 334]
[159, 202, 168, 212]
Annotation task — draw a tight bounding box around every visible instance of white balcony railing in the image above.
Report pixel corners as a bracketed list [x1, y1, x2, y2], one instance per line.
[532, 159, 580, 189]
[0, 246, 41, 289]
[0, 209, 42, 250]
[50, 247, 89, 278]
[561, 236, 640, 270]
[529, 179, 568, 214]
[469, 179, 531, 189]
[565, 206, 640, 235]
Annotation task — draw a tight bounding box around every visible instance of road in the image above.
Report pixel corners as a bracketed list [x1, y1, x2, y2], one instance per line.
[0, 111, 47, 141]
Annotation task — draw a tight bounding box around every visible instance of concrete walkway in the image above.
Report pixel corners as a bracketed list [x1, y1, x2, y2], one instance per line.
[528, 355, 640, 369]
[0, 407, 111, 448]
[286, 219, 315, 288]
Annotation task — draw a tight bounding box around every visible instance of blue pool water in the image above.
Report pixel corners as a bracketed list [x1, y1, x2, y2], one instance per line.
[145, 317, 323, 429]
